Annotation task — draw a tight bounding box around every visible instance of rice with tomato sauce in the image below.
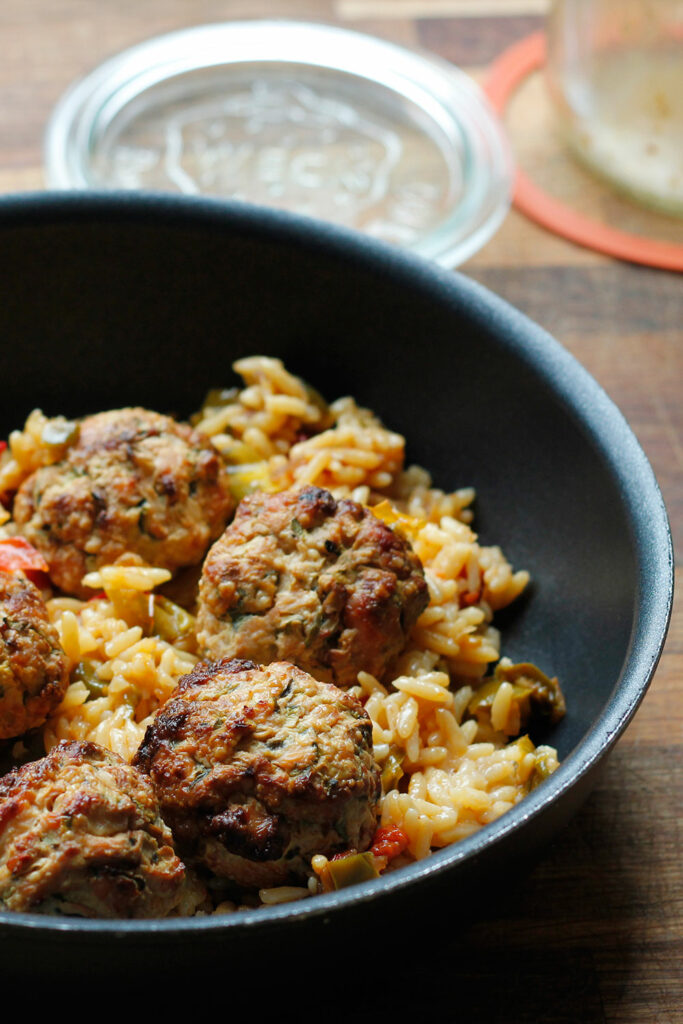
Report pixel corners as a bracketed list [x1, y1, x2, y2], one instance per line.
[0, 356, 563, 911]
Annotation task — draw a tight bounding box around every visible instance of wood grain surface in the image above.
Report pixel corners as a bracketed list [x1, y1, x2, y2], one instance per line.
[0, 1, 681, 1018]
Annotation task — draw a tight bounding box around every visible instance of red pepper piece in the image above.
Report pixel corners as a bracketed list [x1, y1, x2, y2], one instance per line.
[371, 825, 409, 862]
[0, 537, 50, 587]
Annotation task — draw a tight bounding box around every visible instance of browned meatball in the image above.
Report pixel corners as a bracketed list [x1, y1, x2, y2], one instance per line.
[196, 486, 428, 689]
[13, 407, 234, 597]
[133, 658, 381, 889]
[0, 740, 203, 917]
[0, 570, 69, 740]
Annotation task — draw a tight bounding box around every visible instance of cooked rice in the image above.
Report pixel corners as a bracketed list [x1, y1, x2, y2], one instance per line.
[274, 396, 405, 497]
[0, 408, 79, 507]
[350, 655, 558, 858]
[193, 356, 325, 461]
[1, 355, 560, 907]
[43, 576, 198, 763]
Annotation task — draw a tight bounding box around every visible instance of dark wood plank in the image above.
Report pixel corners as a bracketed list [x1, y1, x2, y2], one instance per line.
[417, 13, 544, 65]
[467, 265, 682, 337]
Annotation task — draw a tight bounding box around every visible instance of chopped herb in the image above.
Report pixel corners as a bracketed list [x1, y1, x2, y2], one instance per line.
[230, 612, 255, 631]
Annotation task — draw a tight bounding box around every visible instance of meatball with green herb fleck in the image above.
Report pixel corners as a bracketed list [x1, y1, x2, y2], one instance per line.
[196, 486, 428, 689]
[0, 570, 69, 740]
[133, 658, 381, 889]
[13, 407, 234, 598]
[0, 740, 204, 917]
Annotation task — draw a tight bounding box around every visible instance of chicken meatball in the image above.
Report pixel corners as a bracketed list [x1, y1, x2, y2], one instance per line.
[0, 740, 202, 917]
[13, 407, 234, 597]
[196, 486, 428, 689]
[0, 570, 69, 740]
[133, 658, 381, 889]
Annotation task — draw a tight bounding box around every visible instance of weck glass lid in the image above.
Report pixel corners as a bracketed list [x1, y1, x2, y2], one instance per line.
[44, 20, 514, 267]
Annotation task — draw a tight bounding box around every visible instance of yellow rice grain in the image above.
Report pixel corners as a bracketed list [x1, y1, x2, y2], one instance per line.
[84, 566, 172, 592]
[451, 687, 474, 724]
[104, 627, 143, 659]
[413, 746, 449, 767]
[484, 801, 515, 822]
[396, 697, 419, 739]
[59, 682, 89, 710]
[357, 671, 387, 697]
[482, 760, 519, 786]
[195, 406, 236, 437]
[435, 821, 481, 845]
[465, 743, 497, 759]
[491, 785, 520, 803]
[242, 426, 274, 458]
[259, 887, 309, 905]
[47, 597, 83, 616]
[410, 629, 461, 658]
[433, 709, 469, 755]
[57, 610, 81, 664]
[450, 786, 493, 813]
[326, 463, 366, 486]
[460, 719, 479, 744]
[405, 729, 421, 764]
[491, 681, 514, 733]
[294, 450, 330, 484]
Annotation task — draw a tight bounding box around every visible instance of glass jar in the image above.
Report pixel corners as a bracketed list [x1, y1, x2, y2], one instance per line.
[546, 0, 683, 216]
[44, 22, 514, 267]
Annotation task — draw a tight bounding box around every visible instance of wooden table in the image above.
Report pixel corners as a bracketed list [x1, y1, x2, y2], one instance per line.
[1, 1, 680, 1017]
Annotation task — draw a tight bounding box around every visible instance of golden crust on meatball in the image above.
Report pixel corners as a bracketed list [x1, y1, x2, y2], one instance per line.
[133, 658, 381, 889]
[13, 407, 234, 597]
[0, 740, 203, 917]
[0, 570, 69, 740]
[196, 486, 428, 689]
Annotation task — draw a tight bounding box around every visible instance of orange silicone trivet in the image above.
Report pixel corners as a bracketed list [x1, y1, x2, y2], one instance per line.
[484, 31, 683, 273]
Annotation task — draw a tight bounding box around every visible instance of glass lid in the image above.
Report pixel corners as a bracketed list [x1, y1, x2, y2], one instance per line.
[44, 21, 514, 267]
